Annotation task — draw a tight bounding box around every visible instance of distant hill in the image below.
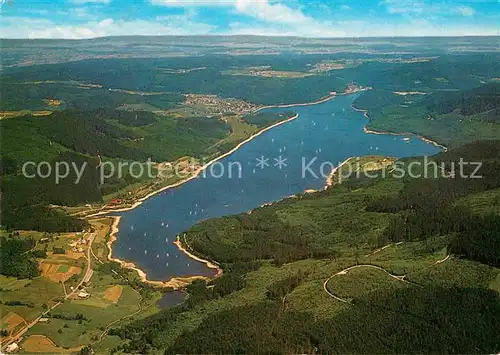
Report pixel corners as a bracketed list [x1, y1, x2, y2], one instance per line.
[1, 36, 499, 68]
[424, 82, 500, 119]
[354, 82, 500, 147]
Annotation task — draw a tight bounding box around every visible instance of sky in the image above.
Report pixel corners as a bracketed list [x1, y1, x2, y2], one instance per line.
[0, 0, 499, 39]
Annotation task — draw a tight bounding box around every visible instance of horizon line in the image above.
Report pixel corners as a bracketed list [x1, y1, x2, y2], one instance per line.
[2, 34, 500, 41]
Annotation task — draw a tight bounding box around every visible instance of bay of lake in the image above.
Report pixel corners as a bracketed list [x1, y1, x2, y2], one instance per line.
[112, 92, 441, 281]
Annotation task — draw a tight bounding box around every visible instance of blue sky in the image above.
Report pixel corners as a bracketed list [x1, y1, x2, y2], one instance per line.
[0, 0, 499, 38]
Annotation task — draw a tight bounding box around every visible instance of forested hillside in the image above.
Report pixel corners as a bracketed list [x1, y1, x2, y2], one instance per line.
[109, 141, 500, 354]
[424, 82, 500, 118]
[354, 82, 500, 147]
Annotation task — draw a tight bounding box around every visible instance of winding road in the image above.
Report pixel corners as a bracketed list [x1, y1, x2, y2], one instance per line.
[322, 264, 409, 304]
[323, 251, 452, 304]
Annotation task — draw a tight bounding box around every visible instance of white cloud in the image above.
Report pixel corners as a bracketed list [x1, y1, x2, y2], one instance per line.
[340, 5, 351, 10]
[71, 0, 111, 4]
[0, 16, 216, 39]
[228, 21, 347, 37]
[227, 20, 498, 38]
[381, 0, 434, 15]
[0, 0, 493, 39]
[381, 0, 476, 17]
[233, 0, 311, 25]
[151, 0, 235, 6]
[1, 14, 497, 39]
[454, 5, 475, 16]
[152, 0, 348, 38]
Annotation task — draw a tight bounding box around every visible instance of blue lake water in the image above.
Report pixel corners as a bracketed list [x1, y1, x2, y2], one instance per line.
[156, 291, 187, 309]
[113, 93, 441, 281]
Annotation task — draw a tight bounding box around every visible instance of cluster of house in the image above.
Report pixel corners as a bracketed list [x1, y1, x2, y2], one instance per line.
[68, 234, 89, 253]
[78, 290, 91, 299]
[185, 94, 258, 116]
[344, 82, 363, 94]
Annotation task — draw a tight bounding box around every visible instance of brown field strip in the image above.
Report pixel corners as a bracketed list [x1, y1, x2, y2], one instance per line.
[40, 262, 82, 282]
[103, 285, 123, 303]
[22, 335, 83, 353]
[0, 312, 27, 338]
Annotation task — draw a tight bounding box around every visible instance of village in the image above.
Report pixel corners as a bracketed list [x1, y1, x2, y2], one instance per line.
[184, 94, 260, 116]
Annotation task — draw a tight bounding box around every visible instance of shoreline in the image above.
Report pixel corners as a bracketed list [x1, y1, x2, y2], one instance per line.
[252, 93, 336, 113]
[105, 215, 213, 289]
[251, 87, 369, 114]
[95, 111, 306, 286]
[88, 90, 368, 219]
[351, 104, 448, 152]
[325, 157, 355, 188]
[174, 235, 223, 278]
[90, 90, 369, 287]
[88, 112, 301, 219]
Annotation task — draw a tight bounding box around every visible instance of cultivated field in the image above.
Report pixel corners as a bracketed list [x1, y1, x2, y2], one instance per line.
[40, 262, 82, 283]
[0, 312, 27, 339]
[21, 335, 82, 353]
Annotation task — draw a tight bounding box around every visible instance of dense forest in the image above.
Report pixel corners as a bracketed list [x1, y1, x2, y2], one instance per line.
[1, 151, 97, 231]
[366, 141, 500, 266]
[166, 286, 500, 354]
[186, 141, 500, 267]
[424, 82, 500, 118]
[3, 54, 498, 109]
[0, 236, 40, 278]
[244, 110, 296, 128]
[353, 82, 500, 147]
[0, 82, 184, 112]
[0, 106, 230, 231]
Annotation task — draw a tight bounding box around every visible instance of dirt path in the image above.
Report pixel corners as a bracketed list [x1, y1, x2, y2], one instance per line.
[364, 242, 403, 258]
[323, 252, 452, 304]
[21, 240, 39, 255]
[94, 288, 143, 344]
[72, 232, 96, 293]
[323, 264, 409, 304]
[434, 254, 451, 265]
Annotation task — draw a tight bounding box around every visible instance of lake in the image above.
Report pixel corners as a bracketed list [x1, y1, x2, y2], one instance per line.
[112, 93, 442, 281]
[156, 291, 187, 309]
